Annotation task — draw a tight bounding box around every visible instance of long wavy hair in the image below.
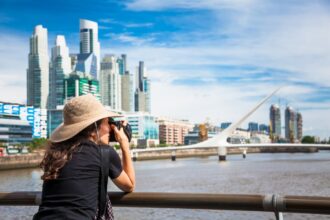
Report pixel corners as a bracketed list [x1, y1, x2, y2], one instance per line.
[40, 120, 103, 181]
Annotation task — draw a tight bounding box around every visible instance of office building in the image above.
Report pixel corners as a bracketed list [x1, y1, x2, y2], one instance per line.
[135, 61, 151, 113]
[49, 35, 72, 109]
[27, 25, 49, 109]
[100, 55, 121, 110]
[285, 106, 296, 141]
[121, 71, 134, 112]
[78, 19, 100, 79]
[270, 104, 281, 139]
[64, 71, 100, 101]
[296, 112, 303, 141]
[220, 122, 232, 130]
[126, 112, 159, 148]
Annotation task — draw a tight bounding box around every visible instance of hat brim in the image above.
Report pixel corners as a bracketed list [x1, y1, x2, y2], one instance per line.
[50, 110, 121, 143]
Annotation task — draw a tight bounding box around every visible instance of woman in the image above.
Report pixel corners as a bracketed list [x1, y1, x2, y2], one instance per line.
[33, 94, 135, 219]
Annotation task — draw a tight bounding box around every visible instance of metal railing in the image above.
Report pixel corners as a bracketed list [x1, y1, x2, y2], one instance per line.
[0, 192, 330, 220]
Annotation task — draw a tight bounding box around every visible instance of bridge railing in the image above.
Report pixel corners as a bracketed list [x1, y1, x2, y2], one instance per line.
[0, 192, 330, 219]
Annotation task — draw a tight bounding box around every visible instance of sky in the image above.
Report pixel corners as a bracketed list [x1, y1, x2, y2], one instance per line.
[0, 0, 329, 139]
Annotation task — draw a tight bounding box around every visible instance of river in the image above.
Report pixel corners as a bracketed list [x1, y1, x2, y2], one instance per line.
[0, 151, 330, 220]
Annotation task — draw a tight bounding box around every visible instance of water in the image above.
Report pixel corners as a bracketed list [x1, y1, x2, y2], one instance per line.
[0, 151, 330, 220]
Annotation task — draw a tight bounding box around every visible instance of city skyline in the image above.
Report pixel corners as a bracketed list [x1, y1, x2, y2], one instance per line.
[0, 0, 329, 138]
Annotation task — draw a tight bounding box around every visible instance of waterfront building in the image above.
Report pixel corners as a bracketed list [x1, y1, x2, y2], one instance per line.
[126, 112, 159, 148]
[285, 106, 296, 142]
[220, 122, 232, 130]
[248, 122, 259, 132]
[78, 19, 100, 79]
[134, 61, 151, 113]
[296, 112, 303, 141]
[0, 102, 47, 139]
[64, 71, 101, 101]
[270, 104, 281, 139]
[27, 25, 49, 109]
[49, 36, 72, 109]
[121, 71, 134, 112]
[100, 55, 121, 110]
[0, 115, 32, 145]
[156, 117, 194, 145]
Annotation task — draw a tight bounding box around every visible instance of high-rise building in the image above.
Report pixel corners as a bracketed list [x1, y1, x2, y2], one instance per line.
[117, 54, 127, 75]
[285, 106, 296, 142]
[100, 55, 121, 110]
[78, 19, 100, 79]
[296, 112, 303, 141]
[27, 25, 49, 109]
[134, 61, 151, 113]
[270, 104, 281, 139]
[64, 71, 100, 101]
[121, 71, 134, 112]
[49, 35, 72, 109]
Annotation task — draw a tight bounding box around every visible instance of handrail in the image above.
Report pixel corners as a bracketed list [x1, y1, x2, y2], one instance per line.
[0, 192, 329, 215]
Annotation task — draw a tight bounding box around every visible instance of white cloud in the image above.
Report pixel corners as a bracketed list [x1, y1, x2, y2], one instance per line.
[0, 34, 28, 104]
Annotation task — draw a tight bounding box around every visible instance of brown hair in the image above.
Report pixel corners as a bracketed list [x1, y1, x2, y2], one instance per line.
[40, 120, 103, 181]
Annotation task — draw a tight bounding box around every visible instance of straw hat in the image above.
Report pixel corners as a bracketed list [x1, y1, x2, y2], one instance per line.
[50, 94, 120, 143]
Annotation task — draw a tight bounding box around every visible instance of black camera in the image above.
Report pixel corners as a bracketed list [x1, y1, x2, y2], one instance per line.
[109, 118, 132, 142]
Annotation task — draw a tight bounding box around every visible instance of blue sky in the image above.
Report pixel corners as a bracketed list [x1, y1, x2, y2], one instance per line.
[0, 0, 330, 138]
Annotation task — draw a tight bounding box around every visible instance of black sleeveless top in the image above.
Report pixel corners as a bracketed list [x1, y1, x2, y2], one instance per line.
[33, 140, 122, 220]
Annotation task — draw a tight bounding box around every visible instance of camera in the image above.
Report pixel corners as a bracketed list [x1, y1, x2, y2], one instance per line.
[109, 118, 132, 142]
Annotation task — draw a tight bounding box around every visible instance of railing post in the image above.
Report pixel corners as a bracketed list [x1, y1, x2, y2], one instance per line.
[171, 151, 176, 161]
[218, 147, 227, 161]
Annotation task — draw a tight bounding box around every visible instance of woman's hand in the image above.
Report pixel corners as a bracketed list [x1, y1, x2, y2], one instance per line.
[111, 121, 129, 146]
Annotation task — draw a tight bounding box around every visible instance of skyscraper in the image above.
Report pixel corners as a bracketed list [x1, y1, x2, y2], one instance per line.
[117, 54, 127, 75]
[135, 61, 151, 113]
[285, 106, 296, 142]
[78, 19, 100, 79]
[27, 25, 49, 109]
[49, 35, 71, 109]
[270, 104, 281, 139]
[121, 71, 134, 112]
[100, 55, 121, 110]
[296, 112, 303, 141]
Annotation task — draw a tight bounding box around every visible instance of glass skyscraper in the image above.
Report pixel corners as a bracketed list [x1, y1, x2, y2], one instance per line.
[270, 104, 281, 139]
[27, 25, 49, 109]
[49, 35, 72, 109]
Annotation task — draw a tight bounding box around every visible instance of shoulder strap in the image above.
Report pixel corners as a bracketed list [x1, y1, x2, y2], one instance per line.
[99, 146, 110, 216]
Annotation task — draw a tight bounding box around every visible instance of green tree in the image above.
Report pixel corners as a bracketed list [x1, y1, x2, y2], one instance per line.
[28, 138, 48, 151]
[301, 136, 315, 144]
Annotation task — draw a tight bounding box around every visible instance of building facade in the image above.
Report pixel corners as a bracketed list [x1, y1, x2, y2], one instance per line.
[296, 112, 303, 141]
[64, 71, 100, 101]
[248, 122, 259, 132]
[121, 72, 134, 112]
[126, 113, 159, 148]
[79, 19, 100, 79]
[49, 35, 72, 109]
[134, 61, 151, 113]
[27, 25, 49, 109]
[285, 106, 296, 142]
[100, 55, 122, 110]
[270, 104, 281, 139]
[156, 117, 194, 145]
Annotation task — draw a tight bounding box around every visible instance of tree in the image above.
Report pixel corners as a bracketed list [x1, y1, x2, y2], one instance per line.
[301, 136, 315, 144]
[28, 138, 48, 151]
